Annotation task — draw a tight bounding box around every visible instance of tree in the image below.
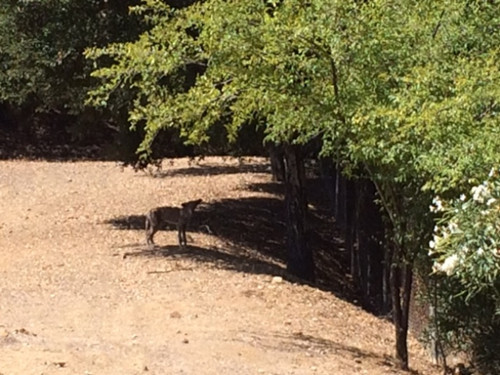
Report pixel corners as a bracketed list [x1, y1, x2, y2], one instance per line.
[86, 0, 319, 279]
[86, 0, 500, 370]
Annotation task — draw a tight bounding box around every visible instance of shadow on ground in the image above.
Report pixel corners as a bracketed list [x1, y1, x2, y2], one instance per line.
[123, 245, 286, 277]
[105, 178, 354, 301]
[151, 161, 271, 178]
[231, 330, 419, 373]
[238, 329, 387, 360]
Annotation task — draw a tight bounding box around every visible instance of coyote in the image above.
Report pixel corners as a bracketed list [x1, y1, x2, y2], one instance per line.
[145, 199, 202, 248]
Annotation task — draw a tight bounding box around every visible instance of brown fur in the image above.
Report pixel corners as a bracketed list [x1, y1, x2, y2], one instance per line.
[145, 199, 202, 248]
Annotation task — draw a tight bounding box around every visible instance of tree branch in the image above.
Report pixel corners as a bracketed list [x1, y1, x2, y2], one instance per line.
[432, 10, 446, 39]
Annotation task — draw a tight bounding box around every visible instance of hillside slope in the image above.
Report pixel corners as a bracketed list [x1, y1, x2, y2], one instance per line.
[0, 157, 439, 375]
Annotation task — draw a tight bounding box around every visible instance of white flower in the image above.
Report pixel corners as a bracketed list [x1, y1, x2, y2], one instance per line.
[487, 198, 496, 206]
[429, 234, 443, 250]
[460, 245, 470, 254]
[477, 247, 484, 256]
[440, 254, 459, 276]
[459, 194, 466, 201]
[431, 196, 444, 212]
[448, 221, 459, 234]
[471, 184, 490, 203]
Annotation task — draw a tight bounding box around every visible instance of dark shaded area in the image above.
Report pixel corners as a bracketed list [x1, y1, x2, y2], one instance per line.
[239, 330, 423, 374]
[106, 197, 287, 262]
[282, 144, 314, 281]
[106, 178, 355, 302]
[198, 197, 287, 260]
[238, 330, 391, 362]
[151, 162, 271, 178]
[0, 119, 108, 161]
[303, 177, 351, 295]
[0, 118, 192, 162]
[123, 245, 286, 278]
[246, 181, 285, 196]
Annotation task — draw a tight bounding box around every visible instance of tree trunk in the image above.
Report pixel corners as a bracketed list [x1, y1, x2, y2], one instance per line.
[383, 243, 393, 314]
[356, 180, 385, 312]
[283, 143, 314, 281]
[267, 142, 285, 182]
[354, 181, 367, 306]
[391, 246, 413, 371]
[333, 164, 341, 219]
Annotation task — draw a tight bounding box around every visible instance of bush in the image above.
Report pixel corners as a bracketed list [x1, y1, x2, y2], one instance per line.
[430, 167, 500, 373]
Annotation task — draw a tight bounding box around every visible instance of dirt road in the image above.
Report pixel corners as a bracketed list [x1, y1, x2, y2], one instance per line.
[0, 158, 439, 375]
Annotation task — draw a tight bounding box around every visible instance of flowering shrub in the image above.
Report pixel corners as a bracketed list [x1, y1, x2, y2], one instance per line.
[430, 168, 500, 304]
[429, 168, 500, 372]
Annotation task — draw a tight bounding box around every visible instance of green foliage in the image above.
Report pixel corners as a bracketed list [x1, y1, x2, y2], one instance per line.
[0, 0, 144, 161]
[0, 0, 138, 112]
[87, 0, 499, 187]
[86, 0, 338, 155]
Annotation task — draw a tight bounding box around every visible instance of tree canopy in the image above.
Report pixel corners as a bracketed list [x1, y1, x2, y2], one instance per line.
[87, 0, 499, 183]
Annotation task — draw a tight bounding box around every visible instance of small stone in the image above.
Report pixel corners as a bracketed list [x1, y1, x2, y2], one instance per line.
[170, 311, 181, 319]
[271, 276, 283, 284]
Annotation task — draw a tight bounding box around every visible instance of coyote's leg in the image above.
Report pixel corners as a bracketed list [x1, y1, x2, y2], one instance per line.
[178, 222, 187, 248]
[145, 210, 158, 248]
[177, 199, 202, 248]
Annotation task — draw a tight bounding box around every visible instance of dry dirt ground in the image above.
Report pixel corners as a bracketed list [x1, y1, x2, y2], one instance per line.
[0, 157, 441, 375]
